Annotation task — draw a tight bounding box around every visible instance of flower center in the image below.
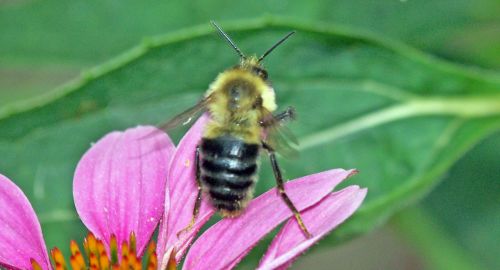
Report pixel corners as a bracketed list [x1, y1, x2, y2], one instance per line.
[30, 232, 157, 270]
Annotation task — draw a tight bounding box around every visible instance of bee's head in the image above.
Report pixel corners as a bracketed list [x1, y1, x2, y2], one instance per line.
[239, 56, 268, 81]
[211, 21, 294, 82]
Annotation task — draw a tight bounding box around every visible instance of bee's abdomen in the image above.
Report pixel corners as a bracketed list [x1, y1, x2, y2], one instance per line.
[200, 136, 259, 215]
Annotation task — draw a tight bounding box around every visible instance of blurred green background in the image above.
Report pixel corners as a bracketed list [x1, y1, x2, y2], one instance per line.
[1, 1, 499, 269]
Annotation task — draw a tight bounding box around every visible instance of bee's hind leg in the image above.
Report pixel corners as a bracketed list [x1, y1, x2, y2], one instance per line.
[177, 145, 203, 238]
[262, 141, 312, 238]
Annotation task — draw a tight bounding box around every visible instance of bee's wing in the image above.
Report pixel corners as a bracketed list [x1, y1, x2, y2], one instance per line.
[263, 111, 300, 159]
[266, 124, 299, 158]
[157, 98, 208, 131]
[140, 98, 208, 140]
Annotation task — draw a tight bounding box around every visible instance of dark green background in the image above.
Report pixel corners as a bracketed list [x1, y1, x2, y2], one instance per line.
[0, 1, 499, 269]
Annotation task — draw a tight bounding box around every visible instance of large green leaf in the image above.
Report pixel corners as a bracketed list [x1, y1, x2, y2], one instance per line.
[2, 0, 499, 119]
[393, 207, 486, 270]
[0, 66, 78, 106]
[1, 0, 499, 68]
[390, 131, 499, 270]
[421, 131, 500, 269]
[1, 18, 500, 263]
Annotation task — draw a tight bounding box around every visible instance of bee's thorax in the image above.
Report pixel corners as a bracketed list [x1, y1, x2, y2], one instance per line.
[203, 66, 276, 143]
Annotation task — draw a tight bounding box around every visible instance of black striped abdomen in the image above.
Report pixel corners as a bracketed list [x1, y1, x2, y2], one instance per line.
[200, 135, 259, 216]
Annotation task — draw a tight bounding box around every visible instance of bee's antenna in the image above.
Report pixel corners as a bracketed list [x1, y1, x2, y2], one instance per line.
[211, 21, 246, 59]
[258, 31, 295, 62]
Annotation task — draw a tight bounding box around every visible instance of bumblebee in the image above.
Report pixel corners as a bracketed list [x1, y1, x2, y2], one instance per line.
[162, 22, 311, 238]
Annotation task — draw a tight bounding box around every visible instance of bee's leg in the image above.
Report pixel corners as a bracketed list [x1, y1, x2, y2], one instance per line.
[262, 141, 312, 238]
[273, 106, 296, 122]
[260, 106, 296, 127]
[177, 145, 203, 238]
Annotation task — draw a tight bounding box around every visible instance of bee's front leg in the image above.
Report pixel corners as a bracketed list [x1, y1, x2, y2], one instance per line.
[259, 106, 296, 127]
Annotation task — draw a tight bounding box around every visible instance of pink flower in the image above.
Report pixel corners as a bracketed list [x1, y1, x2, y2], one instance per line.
[0, 126, 173, 269]
[0, 115, 366, 270]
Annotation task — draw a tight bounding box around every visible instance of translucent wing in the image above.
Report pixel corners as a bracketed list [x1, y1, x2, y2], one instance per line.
[157, 98, 207, 131]
[140, 98, 207, 140]
[262, 108, 300, 158]
[266, 123, 300, 159]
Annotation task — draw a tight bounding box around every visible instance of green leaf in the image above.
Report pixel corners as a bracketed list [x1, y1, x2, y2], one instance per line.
[422, 131, 500, 269]
[1, 0, 499, 68]
[392, 207, 486, 270]
[0, 66, 79, 106]
[0, 18, 499, 260]
[391, 131, 500, 269]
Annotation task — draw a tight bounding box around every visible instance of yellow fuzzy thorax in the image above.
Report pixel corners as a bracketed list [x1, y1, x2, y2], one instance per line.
[203, 58, 276, 143]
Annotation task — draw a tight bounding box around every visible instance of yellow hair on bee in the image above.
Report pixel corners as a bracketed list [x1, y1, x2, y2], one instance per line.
[261, 85, 277, 112]
[203, 58, 276, 143]
[205, 69, 276, 112]
[238, 56, 277, 112]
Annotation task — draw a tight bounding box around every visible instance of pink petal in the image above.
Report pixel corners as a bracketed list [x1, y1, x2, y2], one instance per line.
[182, 169, 357, 270]
[73, 126, 174, 255]
[257, 186, 367, 270]
[157, 115, 215, 267]
[0, 174, 51, 270]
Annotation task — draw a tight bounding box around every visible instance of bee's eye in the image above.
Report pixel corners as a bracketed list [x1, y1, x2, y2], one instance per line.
[253, 96, 263, 109]
[259, 69, 268, 80]
[252, 67, 268, 80]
